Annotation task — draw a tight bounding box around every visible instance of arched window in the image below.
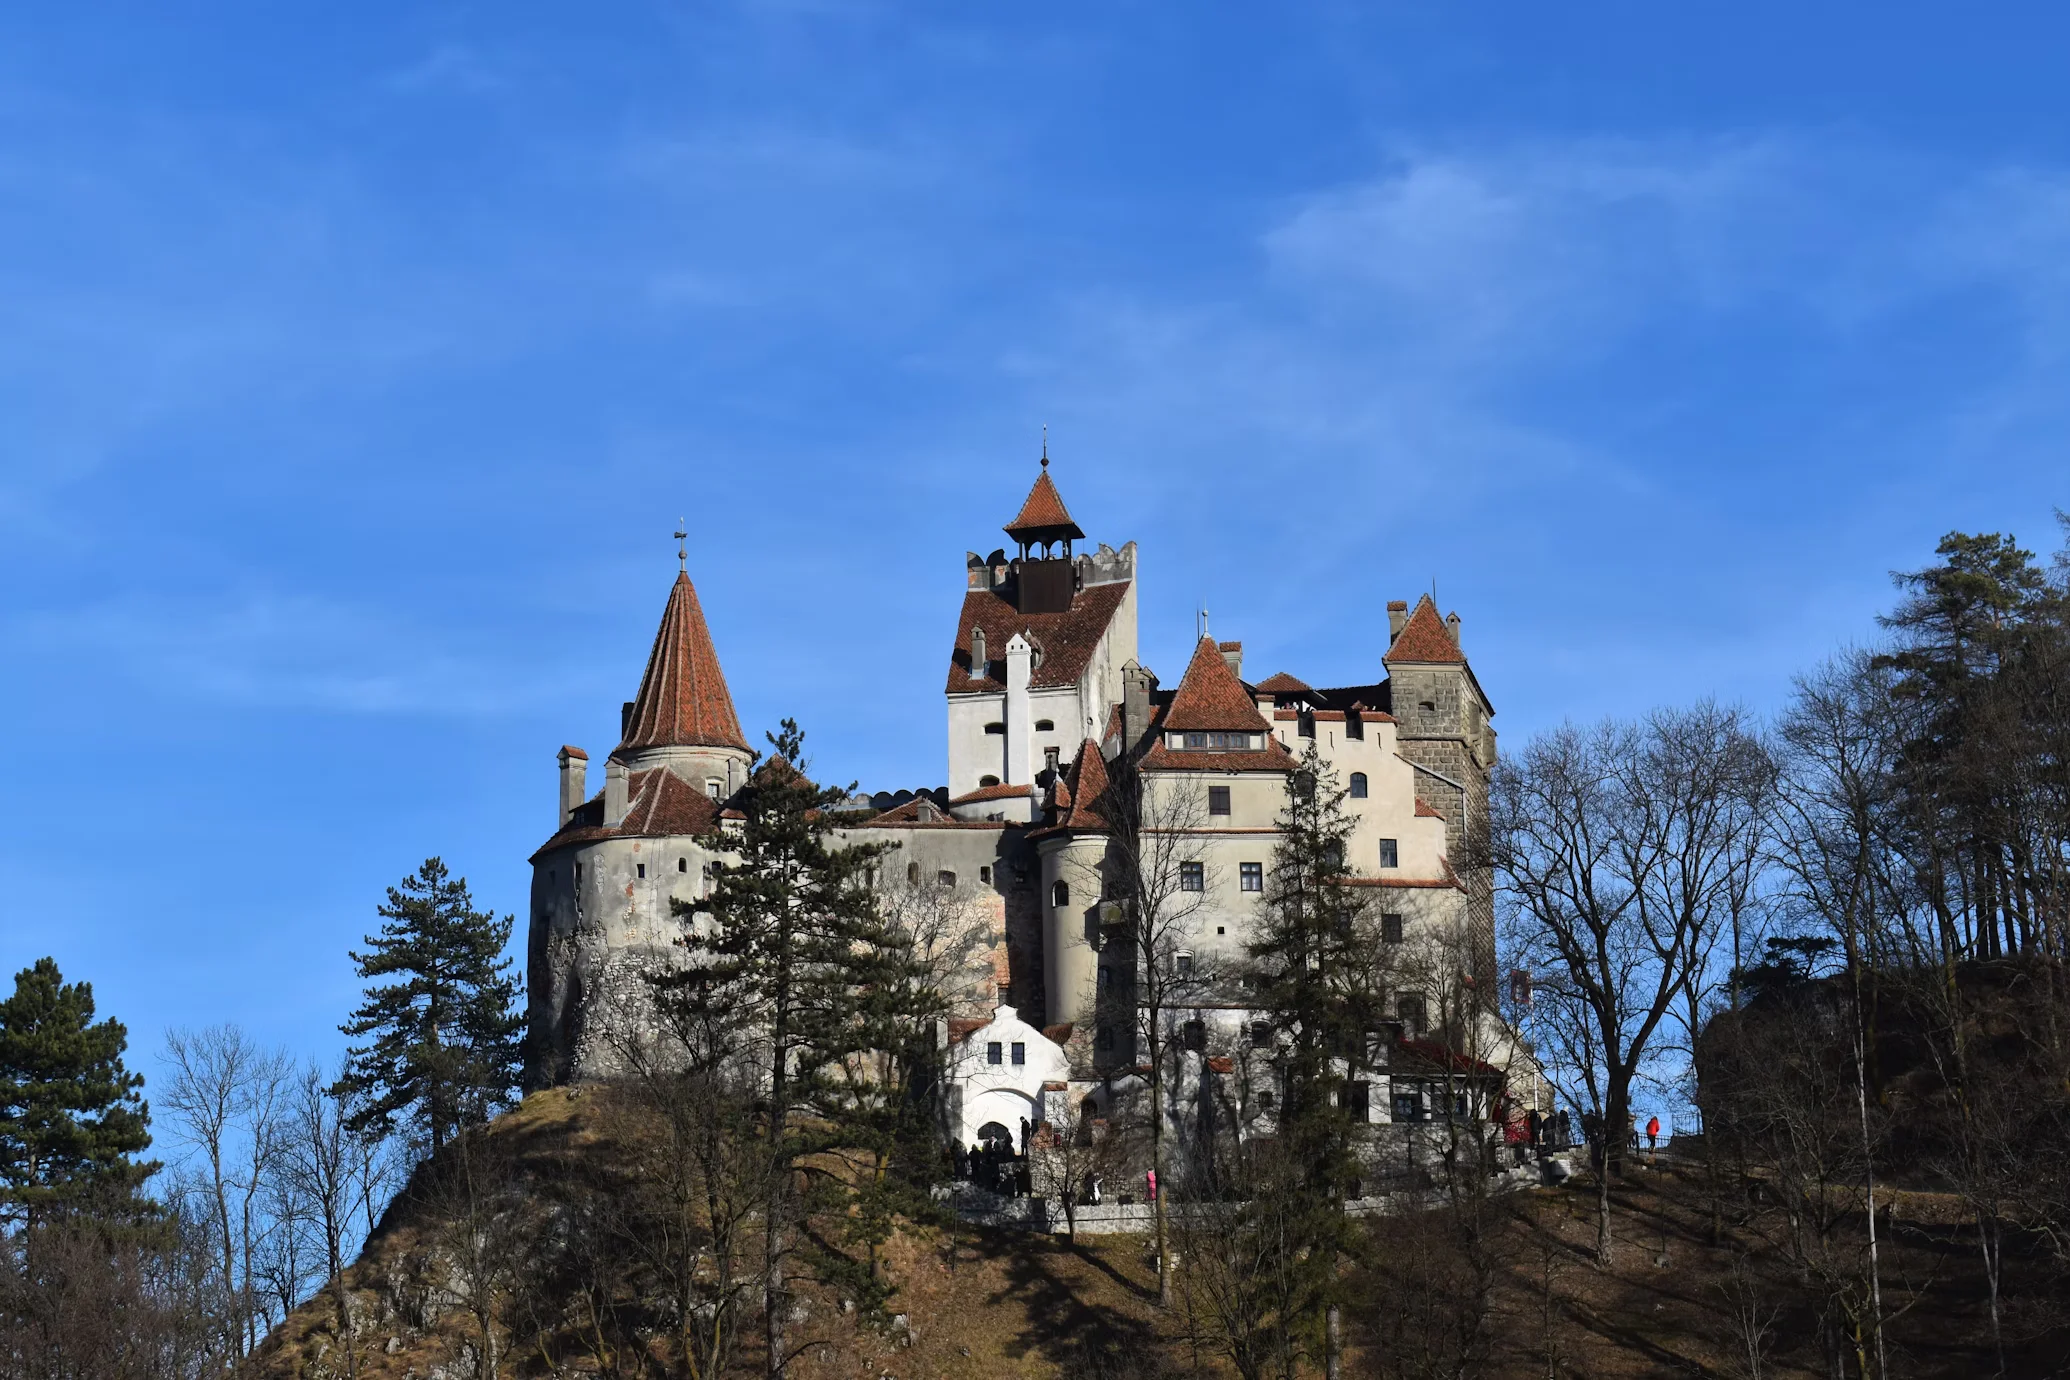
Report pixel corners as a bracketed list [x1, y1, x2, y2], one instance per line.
[1052, 880, 1070, 908]
[938, 869, 957, 888]
[1348, 772, 1368, 799]
[984, 722, 1006, 735]
[1035, 718, 1055, 732]
[979, 774, 1001, 788]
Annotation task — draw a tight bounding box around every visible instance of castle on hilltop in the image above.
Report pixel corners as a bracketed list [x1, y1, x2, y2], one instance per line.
[527, 458, 1514, 1158]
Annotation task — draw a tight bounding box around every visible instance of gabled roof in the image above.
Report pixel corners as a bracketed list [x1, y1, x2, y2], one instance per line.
[1162, 637, 1274, 733]
[1383, 594, 1465, 666]
[619, 572, 750, 754]
[1004, 463, 1084, 540]
[950, 782, 1040, 806]
[946, 581, 1130, 694]
[1254, 671, 1310, 694]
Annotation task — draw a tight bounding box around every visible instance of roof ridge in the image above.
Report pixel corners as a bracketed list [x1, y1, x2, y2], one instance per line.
[1161, 636, 1273, 733]
[1383, 593, 1465, 666]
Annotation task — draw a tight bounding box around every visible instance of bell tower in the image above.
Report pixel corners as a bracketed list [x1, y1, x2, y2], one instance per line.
[1002, 453, 1084, 615]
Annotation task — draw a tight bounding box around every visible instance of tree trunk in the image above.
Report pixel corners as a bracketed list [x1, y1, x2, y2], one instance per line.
[1151, 1063, 1171, 1308]
[1325, 1301, 1342, 1380]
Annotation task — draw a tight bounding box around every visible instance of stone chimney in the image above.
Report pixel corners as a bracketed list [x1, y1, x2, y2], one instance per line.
[1004, 634, 1034, 787]
[1219, 640, 1242, 679]
[1121, 660, 1156, 750]
[1388, 601, 1409, 639]
[604, 757, 630, 826]
[970, 625, 987, 678]
[557, 745, 588, 826]
[1445, 611, 1462, 648]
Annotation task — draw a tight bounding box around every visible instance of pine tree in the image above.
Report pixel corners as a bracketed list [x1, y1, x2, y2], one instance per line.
[654, 720, 937, 1379]
[1246, 742, 1378, 1377]
[0, 958, 155, 1227]
[334, 858, 523, 1154]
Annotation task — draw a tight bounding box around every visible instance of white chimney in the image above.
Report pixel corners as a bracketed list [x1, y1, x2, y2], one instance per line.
[604, 757, 629, 826]
[1445, 611, 1462, 648]
[1004, 633, 1034, 787]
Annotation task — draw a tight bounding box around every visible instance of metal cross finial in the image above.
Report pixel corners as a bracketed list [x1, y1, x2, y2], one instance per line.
[1041, 424, 1048, 468]
[675, 518, 687, 573]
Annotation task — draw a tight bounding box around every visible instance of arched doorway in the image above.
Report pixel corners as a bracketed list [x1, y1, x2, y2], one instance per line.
[976, 1121, 1014, 1154]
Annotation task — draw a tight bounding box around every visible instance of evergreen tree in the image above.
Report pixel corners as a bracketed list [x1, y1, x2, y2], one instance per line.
[335, 858, 523, 1154]
[0, 958, 155, 1226]
[1246, 743, 1377, 1377]
[654, 720, 937, 1379]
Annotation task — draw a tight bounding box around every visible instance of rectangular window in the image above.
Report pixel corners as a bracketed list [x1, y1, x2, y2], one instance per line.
[1240, 862, 1263, 892]
[636, 863, 646, 879]
[1185, 731, 1208, 748]
[1393, 1092, 1422, 1123]
[1397, 993, 1426, 1032]
[987, 1041, 1003, 1066]
[1382, 913, 1404, 943]
[1183, 1019, 1206, 1052]
[1250, 1020, 1273, 1048]
[938, 869, 956, 888]
[1173, 951, 1195, 977]
[678, 857, 688, 873]
[979, 865, 992, 884]
[1208, 785, 1231, 816]
[1011, 1042, 1026, 1065]
[1343, 1080, 1371, 1121]
[1378, 838, 1399, 869]
[1180, 861, 1204, 891]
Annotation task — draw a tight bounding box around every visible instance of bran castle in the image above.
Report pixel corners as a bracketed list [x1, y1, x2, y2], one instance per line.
[526, 460, 1520, 1159]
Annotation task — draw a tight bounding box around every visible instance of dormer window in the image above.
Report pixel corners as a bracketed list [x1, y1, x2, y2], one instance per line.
[1179, 731, 1258, 751]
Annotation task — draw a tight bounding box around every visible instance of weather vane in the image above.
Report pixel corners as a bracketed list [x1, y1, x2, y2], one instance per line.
[675, 518, 687, 573]
[1041, 423, 1048, 469]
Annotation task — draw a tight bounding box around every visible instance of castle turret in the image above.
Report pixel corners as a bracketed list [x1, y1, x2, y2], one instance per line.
[613, 568, 754, 798]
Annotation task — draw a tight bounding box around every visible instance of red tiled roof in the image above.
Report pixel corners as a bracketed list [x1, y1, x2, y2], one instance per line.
[1415, 798, 1443, 819]
[530, 767, 722, 857]
[950, 783, 1039, 805]
[1205, 1056, 1235, 1075]
[949, 1017, 987, 1041]
[1004, 465, 1083, 538]
[619, 572, 750, 753]
[946, 581, 1130, 693]
[1332, 874, 1462, 891]
[1162, 637, 1274, 733]
[1042, 1025, 1074, 1045]
[1254, 672, 1310, 694]
[1141, 740, 1297, 773]
[559, 744, 589, 760]
[1394, 1037, 1503, 1080]
[1061, 740, 1112, 831]
[1383, 594, 1465, 666]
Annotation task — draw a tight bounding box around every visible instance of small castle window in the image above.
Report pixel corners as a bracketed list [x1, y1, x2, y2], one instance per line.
[1180, 862, 1204, 892]
[938, 870, 956, 888]
[1172, 951, 1195, 977]
[1382, 912, 1404, 943]
[1379, 838, 1399, 869]
[1250, 1021, 1273, 1048]
[1297, 713, 1315, 738]
[1346, 711, 1364, 740]
[1035, 719, 1055, 732]
[636, 863, 646, 879]
[1240, 862, 1262, 892]
[1208, 785, 1231, 816]
[678, 857, 688, 873]
[979, 774, 1000, 787]
[987, 1042, 1003, 1066]
[575, 863, 582, 882]
[706, 779, 722, 799]
[1183, 1019, 1206, 1052]
[907, 862, 921, 885]
[1052, 880, 1070, 908]
[1011, 1042, 1026, 1066]
[1349, 772, 1368, 799]
[984, 722, 1006, 735]
[1397, 992, 1426, 1032]
[1419, 700, 1436, 713]
[980, 865, 992, 884]
[1258, 1090, 1275, 1110]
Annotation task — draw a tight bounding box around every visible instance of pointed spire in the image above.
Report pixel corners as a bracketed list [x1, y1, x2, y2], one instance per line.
[1384, 593, 1468, 665]
[1004, 449, 1084, 542]
[618, 570, 750, 754]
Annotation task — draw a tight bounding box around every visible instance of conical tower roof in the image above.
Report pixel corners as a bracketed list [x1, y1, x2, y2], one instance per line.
[618, 571, 750, 754]
[1004, 460, 1085, 542]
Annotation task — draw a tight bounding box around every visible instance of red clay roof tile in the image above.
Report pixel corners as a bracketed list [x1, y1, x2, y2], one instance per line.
[1004, 466, 1084, 538]
[1415, 798, 1443, 819]
[1383, 594, 1465, 665]
[619, 572, 751, 753]
[946, 581, 1130, 694]
[1062, 739, 1113, 831]
[1162, 637, 1274, 733]
[1253, 672, 1310, 694]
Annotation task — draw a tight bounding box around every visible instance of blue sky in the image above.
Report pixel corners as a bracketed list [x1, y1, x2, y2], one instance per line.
[4, 3, 2069, 1073]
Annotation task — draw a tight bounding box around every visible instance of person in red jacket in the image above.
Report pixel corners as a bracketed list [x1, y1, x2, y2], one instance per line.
[1645, 1115, 1660, 1152]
